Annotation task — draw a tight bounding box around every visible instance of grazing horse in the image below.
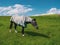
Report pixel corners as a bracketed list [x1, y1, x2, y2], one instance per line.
[9, 15, 38, 36]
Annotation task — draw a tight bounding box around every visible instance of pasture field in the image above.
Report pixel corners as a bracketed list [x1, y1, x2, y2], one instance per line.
[0, 15, 60, 45]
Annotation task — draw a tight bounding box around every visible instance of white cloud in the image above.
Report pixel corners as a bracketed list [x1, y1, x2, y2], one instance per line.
[0, 4, 33, 16]
[32, 8, 60, 16]
[47, 8, 60, 14]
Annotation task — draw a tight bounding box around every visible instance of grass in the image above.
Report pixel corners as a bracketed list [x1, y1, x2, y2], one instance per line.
[0, 15, 60, 45]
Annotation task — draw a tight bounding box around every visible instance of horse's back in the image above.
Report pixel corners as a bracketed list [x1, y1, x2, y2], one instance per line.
[10, 15, 25, 21]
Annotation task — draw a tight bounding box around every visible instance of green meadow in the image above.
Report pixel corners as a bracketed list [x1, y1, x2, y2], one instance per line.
[0, 15, 60, 45]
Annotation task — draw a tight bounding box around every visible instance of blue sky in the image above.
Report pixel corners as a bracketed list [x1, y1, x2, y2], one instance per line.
[0, 0, 60, 16]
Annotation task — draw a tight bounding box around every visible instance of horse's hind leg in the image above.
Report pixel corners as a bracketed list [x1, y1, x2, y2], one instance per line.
[9, 21, 13, 32]
[14, 23, 17, 33]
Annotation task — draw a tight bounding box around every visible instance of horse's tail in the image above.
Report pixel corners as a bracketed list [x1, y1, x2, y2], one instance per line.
[9, 21, 13, 29]
[10, 16, 14, 29]
[10, 16, 13, 21]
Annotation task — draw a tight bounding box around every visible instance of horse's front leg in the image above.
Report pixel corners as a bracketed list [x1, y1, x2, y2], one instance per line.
[14, 23, 17, 33]
[22, 27, 24, 36]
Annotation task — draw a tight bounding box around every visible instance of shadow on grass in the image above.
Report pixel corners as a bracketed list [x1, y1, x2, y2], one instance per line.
[0, 24, 4, 27]
[25, 31, 50, 38]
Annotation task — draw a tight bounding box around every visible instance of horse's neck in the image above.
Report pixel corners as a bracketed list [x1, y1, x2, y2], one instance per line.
[25, 16, 32, 22]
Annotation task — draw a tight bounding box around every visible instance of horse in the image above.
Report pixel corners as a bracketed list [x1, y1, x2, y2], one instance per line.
[9, 15, 38, 36]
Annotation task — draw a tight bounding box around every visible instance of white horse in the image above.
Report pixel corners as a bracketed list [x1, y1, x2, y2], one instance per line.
[9, 15, 38, 36]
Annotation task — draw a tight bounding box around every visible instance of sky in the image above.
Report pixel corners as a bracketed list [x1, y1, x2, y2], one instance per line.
[0, 0, 60, 16]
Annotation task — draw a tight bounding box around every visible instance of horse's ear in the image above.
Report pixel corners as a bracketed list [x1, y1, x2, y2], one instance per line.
[33, 18, 36, 21]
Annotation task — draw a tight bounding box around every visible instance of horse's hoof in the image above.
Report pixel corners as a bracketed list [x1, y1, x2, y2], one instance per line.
[22, 34, 24, 36]
[9, 30, 11, 32]
[15, 30, 17, 33]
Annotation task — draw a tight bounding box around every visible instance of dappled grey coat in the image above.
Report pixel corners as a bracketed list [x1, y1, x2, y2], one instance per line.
[10, 15, 32, 27]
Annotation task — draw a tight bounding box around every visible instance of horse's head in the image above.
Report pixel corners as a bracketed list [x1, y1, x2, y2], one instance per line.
[31, 18, 39, 29]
